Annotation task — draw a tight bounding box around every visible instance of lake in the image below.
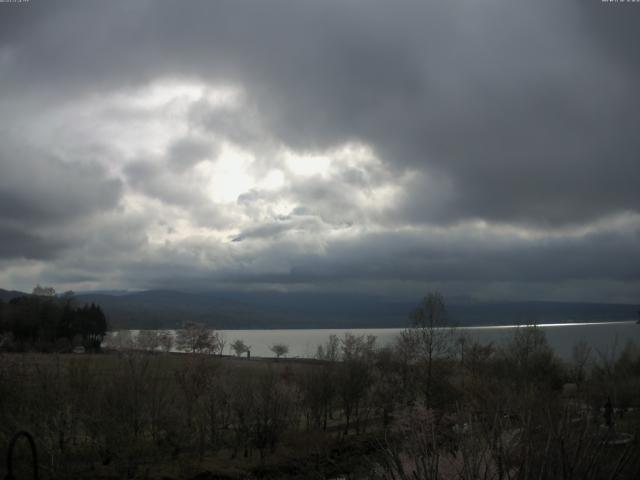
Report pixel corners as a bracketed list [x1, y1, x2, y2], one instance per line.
[109, 321, 640, 360]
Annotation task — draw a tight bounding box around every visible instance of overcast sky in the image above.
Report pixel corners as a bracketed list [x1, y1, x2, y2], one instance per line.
[0, 0, 639, 302]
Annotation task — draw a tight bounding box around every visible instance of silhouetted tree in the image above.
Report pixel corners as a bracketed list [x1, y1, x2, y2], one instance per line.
[0, 291, 108, 352]
[176, 321, 222, 354]
[337, 333, 377, 434]
[270, 343, 289, 359]
[231, 339, 249, 357]
[32, 284, 56, 297]
[406, 291, 453, 406]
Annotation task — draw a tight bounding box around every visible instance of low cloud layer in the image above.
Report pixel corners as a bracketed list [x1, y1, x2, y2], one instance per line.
[0, 1, 638, 302]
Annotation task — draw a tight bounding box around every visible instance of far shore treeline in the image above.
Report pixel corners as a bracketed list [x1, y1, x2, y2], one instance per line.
[0, 285, 107, 352]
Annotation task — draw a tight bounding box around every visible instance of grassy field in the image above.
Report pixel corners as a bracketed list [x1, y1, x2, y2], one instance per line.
[0, 351, 383, 479]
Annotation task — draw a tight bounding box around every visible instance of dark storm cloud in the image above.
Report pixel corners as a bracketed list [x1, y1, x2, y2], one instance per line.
[110, 217, 638, 304]
[188, 99, 267, 152]
[0, 0, 638, 299]
[220, 222, 640, 286]
[0, 143, 122, 225]
[0, 224, 65, 260]
[123, 160, 193, 205]
[0, 139, 123, 261]
[167, 136, 217, 172]
[2, 0, 638, 226]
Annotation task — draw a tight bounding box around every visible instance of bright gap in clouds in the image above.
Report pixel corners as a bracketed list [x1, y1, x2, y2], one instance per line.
[199, 144, 258, 204]
[283, 143, 377, 177]
[34, 75, 403, 252]
[122, 78, 241, 111]
[106, 79, 385, 208]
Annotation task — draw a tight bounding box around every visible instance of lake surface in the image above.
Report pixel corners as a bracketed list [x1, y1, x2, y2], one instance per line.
[110, 321, 640, 360]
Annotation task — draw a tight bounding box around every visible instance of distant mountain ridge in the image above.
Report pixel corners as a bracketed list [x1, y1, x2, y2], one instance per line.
[1, 288, 637, 329]
[0, 289, 30, 302]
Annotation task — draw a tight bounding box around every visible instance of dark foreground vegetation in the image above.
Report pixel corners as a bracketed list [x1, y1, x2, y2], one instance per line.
[1, 293, 639, 479]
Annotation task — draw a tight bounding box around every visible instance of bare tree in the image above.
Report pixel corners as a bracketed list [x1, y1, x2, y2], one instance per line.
[250, 368, 297, 463]
[174, 357, 211, 433]
[406, 292, 454, 406]
[137, 330, 161, 353]
[32, 284, 56, 297]
[305, 334, 340, 430]
[158, 330, 174, 353]
[270, 343, 289, 359]
[216, 333, 227, 357]
[316, 334, 340, 362]
[202, 369, 231, 451]
[176, 321, 222, 354]
[571, 339, 592, 388]
[231, 339, 249, 357]
[372, 346, 404, 429]
[337, 333, 377, 434]
[503, 325, 560, 388]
